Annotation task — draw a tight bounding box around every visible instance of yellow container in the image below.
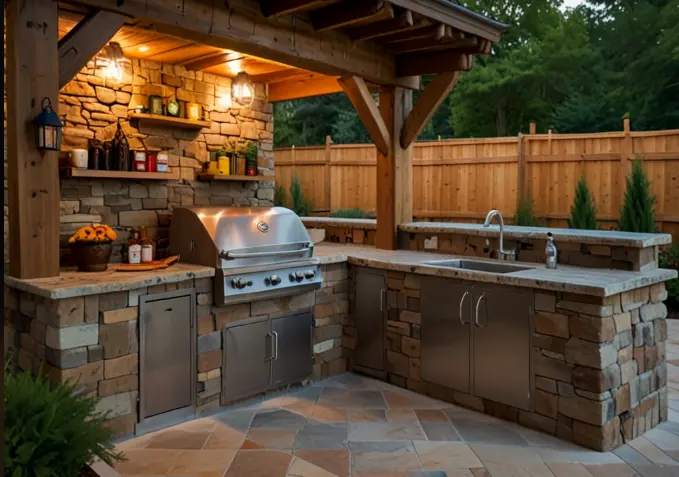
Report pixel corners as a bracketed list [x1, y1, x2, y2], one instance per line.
[207, 160, 219, 175]
[218, 156, 230, 175]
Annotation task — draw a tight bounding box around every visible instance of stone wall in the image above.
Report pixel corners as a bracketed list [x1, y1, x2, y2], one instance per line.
[343, 266, 669, 451]
[5, 263, 348, 438]
[4, 48, 275, 266]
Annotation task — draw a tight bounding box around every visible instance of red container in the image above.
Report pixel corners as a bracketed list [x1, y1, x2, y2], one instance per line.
[146, 151, 157, 172]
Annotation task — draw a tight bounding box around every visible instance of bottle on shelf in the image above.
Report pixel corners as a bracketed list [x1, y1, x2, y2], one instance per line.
[545, 232, 558, 269]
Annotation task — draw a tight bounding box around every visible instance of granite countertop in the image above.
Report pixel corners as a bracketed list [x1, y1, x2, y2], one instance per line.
[399, 222, 672, 248]
[314, 243, 677, 297]
[4, 263, 215, 299]
[303, 217, 377, 230]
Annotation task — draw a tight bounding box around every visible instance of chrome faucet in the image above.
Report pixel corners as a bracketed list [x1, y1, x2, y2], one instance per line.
[483, 210, 516, 261]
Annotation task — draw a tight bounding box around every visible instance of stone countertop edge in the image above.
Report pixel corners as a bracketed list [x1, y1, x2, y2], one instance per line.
[302, 217, 378, 230]
[398, 222, 672, 248]
[4, 264, 216, 300]
[315, 247, 678, 297]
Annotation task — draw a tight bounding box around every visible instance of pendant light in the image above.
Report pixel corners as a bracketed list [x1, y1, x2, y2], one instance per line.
[231, 71, 255, 107]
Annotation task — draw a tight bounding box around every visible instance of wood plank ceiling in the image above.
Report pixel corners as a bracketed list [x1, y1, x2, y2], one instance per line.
[59, 0, 503, 102]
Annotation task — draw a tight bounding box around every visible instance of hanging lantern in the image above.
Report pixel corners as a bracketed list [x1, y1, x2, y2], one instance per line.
[231, 71, 255, 107]
[32, 97, 63, 152]
[96, 42, 125, 83]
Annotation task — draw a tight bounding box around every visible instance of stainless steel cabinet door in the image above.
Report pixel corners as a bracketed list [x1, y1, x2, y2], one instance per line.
[472, 287, 532, 410]
[223, 318, 271, 401]
[354, 270, 386, 371]
[141, 295, 193, 419]
[421, 277, 471, 393]
[271, 312, 313, 387]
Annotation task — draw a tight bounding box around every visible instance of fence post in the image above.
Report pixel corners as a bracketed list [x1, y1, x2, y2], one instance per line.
[620, 116, 632, 205]
[517, 133, 526, 202]
[324, 135, 332, 212]
[529, 122, 536, 135]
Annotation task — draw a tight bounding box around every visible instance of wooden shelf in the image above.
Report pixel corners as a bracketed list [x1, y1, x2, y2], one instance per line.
[196, 173, 271, 182]
[61, 168, 173, 180]
[128, 112, 211, 129]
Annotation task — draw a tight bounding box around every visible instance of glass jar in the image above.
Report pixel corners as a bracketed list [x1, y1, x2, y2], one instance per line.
[148, 95, 163, 115]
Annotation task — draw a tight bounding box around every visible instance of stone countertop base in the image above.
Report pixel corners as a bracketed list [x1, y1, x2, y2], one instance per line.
[3, 263, 215, 299]
[313, 243, 677, 297]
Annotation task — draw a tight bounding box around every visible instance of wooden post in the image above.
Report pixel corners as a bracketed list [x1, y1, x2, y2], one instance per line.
[324, 135, 332, 212]
[517, 133, 526, 202]
[529, 122, 536, 135]
[620, 116, 632, 205]
[7, 0, 61, 278]
[376, 86, 413, 250]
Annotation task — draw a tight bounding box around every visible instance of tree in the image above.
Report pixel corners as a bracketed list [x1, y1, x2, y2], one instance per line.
[618, 159, 658, 233]
[568, 175, 597, 229]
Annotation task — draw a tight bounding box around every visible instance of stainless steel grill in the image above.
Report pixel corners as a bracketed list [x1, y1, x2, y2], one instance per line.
[169, 206, 321, 305]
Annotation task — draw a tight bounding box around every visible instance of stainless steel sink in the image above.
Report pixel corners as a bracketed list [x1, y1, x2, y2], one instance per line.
[422, 259, 534, 274]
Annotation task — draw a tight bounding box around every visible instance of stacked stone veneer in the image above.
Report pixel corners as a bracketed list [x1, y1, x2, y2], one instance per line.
[342, 267, 669, 452]
[5, 263, 348, 438]
[4, 49, 275, 266]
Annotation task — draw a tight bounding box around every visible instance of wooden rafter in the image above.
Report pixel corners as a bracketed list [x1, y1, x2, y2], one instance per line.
[338, 76, 391, 155]
[260, 0, 340, 18]
[396, 51, 472, 76]
[311, 0, 394, 32]
[58, 9, 127, 88]
[268, 75, 344, 102]
[391, 33, 478, 54]
[183, 52, 244, 71]
[251, 68, 310, 84]
[377, 22, 440, 43]
[345, 9, 415, 41]
[401, 72, 460, 148]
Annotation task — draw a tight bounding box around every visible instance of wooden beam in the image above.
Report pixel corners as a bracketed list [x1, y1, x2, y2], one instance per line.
[396, 51, 472, 76]
[183, 52, 244, 71]
[345, 9, 414, 41]
[390, 34, 478, 54]
[311, 0, 394, 32]
[338, 76, 391, 156]
[7, 0, 61, 278]
[377, 22, 438, 43]
[58, 9, 127, 88]
[71, 0, 418, 89]
[251, 68, 311, 84]
[260, 0, 339, 18]
[376, 86, 413, 250]
[401, 72, 460, 148]
[268, 74, 344, 102]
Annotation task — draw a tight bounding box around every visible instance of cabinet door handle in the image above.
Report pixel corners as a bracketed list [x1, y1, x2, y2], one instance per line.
[272, 331, 279, 360]
[458, 291, 469, 324]
[474, 293, 485, 327]
[380, 288, 386, 311]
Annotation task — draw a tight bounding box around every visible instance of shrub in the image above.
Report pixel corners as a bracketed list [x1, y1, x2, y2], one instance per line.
[289, 175, 313, 217]
[4, 364, 123, 477]
[330, 208, 369, 219]
[618, 159, 658, 233]
[514, 196, 540, 226]
[274, 185, 287, 207]
[568, 175, 597, 230]
[659, 245, 679, 309]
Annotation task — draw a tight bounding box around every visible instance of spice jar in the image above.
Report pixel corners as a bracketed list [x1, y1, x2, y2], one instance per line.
[156, 151, 169, 173]
[149, 95, 163, 115]
[146, 151, 157, 172]
[186, 103, 202, 121]
[133, 150, 146, 172]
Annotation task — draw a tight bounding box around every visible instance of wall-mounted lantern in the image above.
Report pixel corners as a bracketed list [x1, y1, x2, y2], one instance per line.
[32, 97, 63, 152]
[231, 71, 255, 107]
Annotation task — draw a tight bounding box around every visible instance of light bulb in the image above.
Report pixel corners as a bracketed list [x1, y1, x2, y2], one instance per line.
[103, 60, 123, 82]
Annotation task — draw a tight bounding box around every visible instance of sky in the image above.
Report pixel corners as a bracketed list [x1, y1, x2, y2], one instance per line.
[561, 0, 585, 9]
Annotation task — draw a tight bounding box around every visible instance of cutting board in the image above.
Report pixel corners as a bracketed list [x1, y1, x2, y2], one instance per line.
[116, 255, 180, 272]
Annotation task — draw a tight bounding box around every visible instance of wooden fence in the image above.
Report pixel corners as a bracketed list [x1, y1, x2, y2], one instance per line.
[274, 121, 679, 241]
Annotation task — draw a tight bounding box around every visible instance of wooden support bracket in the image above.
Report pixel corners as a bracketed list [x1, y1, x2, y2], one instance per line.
[58, 10, 127, 89]
[401, 71, 460, 148]
[338, 76, 391, 156]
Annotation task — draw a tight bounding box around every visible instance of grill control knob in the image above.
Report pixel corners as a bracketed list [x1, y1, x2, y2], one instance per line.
[295, 271, 304, 282]
[247, 280, 253, 287]
[304, 270, 315, 279]
[289, 273, 296, 282]
[236, 278, 248, 289]
[270, 274, 281, 286]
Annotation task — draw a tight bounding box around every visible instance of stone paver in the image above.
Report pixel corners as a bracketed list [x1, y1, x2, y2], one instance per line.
[115, 320, 679, 477]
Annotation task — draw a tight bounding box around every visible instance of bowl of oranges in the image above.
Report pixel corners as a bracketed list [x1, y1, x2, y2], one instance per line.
[68, 224, 117, 272]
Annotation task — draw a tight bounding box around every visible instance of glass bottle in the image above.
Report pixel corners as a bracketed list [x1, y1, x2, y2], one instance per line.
[127, 228, 142, 265]
[545, 232, 558, 269]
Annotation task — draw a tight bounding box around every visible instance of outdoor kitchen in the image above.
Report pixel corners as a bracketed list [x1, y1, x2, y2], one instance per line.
[3, 2, 679, 476]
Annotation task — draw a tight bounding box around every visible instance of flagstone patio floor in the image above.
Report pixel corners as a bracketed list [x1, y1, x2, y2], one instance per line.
[113, 320, 679, 477]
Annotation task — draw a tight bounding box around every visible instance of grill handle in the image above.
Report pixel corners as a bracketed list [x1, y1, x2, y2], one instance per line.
[220, 243, 312, 260]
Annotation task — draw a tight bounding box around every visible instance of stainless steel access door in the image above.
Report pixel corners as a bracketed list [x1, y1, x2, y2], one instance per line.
[223, 317, 271, 402]
[140, 290, 195, 420]
[271, 312, 313, 387]
[354, 269, 386, 371]
[421, 277, 471, 393]
[472, 286, 532, 411]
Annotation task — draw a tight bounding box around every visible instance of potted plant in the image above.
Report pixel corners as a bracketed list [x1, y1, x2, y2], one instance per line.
[68, 224, 117, 272]
[225, 138, 240, 175]
[244, 141, 258, 176]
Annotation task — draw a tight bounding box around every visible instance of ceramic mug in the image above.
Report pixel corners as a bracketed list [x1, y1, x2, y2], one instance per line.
[70, 149, 88, 169]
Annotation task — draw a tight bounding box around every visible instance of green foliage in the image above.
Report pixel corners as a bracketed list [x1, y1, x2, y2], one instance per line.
[618, 159, 658, 233]
[514, 196, 540, 226]
[4, 363, 123, 477]
[289, 175, 313, 216]
[330, 208, 370, 219]
[659, 245, 679, 309]
[568, 175, 597, 230]
[274, 185, 287, 207]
